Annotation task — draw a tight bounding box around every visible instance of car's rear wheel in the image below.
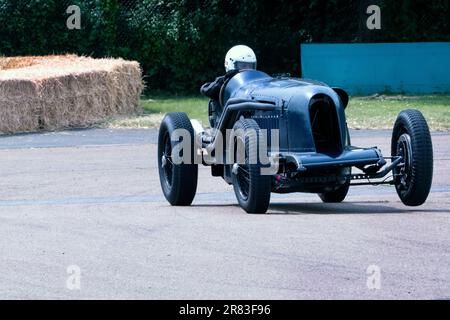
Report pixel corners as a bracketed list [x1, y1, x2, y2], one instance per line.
[318, 182, 350, 203]
[158, 112, 198, 206]
[391, 109, 433, 206]
[231, 119, 271, 214]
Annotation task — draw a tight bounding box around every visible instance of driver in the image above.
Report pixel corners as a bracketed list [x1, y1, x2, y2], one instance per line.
[201, 45, 257, 127]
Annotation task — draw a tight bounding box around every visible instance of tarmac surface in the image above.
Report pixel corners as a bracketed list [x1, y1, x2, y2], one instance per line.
[0, 128, 449, 299]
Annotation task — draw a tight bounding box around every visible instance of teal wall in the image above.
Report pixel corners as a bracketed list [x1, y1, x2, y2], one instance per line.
[301, 42, 450, 95]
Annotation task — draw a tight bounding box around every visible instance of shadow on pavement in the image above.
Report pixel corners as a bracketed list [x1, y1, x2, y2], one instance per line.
[267, 202, 447, 215]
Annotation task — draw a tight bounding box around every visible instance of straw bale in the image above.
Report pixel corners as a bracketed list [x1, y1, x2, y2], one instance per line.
[0, 55, 143, 133]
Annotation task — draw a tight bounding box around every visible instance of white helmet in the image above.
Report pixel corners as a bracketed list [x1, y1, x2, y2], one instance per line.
[224, 45, 257, 72]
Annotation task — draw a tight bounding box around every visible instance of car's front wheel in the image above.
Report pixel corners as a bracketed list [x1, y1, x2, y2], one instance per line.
[230, 119, 271, 214]
[391, 109, 433, 206]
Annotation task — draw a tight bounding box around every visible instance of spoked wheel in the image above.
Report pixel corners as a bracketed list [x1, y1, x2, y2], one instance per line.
[230, 119, 271, 214]
[234, 162, 250, 201]
[158, 112, 198, 206]
[395, 133, 413, 190]
[391, 109, 433, 206]
[161, 131, 174, 189]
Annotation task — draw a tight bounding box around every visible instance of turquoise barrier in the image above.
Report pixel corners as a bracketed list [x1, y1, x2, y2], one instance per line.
[301, 42, 450, 95]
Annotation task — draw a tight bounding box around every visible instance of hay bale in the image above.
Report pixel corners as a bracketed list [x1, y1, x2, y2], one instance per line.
[0, 55, 143, 133]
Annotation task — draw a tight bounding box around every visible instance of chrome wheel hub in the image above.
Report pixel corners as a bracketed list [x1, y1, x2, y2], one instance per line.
[232, 163, 239, 175]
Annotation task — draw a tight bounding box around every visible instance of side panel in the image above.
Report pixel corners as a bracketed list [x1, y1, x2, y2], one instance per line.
[285, 95, 315, 153]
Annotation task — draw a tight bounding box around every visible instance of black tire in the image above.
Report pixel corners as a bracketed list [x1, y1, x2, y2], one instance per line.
[230, 119, 272, 214]
[158, 112, 198, 206]
[318, 181, 350, 203]
[391, 109, 433, 206]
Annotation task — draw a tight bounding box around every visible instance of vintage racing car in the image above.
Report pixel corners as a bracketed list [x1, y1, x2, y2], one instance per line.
[158, 70, 434, 213]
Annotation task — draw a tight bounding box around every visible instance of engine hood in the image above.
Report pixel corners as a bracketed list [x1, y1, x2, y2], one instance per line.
[222, 70, 342, 109]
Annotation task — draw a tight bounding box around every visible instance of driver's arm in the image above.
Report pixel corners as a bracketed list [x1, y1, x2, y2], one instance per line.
[200, 75, 225, 100]
[200, 70, 240, 100]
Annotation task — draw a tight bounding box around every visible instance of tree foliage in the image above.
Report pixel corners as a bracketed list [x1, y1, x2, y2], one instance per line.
[0, 0, 448, 93]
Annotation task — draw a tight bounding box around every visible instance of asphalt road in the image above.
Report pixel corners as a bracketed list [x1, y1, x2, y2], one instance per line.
[0, 128, 449, 299]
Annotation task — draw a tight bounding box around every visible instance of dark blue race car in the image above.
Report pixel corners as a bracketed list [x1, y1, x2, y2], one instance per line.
[158, 70, 433, 214]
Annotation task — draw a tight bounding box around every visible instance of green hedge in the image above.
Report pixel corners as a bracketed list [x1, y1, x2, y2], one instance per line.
[0, 0, 449, 93]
